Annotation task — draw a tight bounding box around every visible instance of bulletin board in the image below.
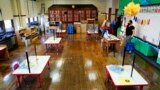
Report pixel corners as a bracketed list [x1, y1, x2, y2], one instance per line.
[133, 5, 160, 46]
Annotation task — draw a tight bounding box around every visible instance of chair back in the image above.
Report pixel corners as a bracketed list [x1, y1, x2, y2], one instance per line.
[11, 61, 19, 70]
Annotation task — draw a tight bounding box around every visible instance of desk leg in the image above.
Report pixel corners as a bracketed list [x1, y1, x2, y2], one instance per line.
[116, 86, 119, 90]
[57, 44, 59, 51]
[106, 69, 111, 82]
[106, 44, 109, 56]
[45, 44, 48, 51]
[47, 61, 50, 70]
[113, 44, 116, 57]
[139, 85, 143, 90]
[122, 47, 126, 66]
[37, 75, 41, 87]
[16, 75, 20, 87]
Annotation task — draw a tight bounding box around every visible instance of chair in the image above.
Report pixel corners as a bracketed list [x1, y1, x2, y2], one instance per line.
[12, 61, 20, 70]
[11, 61, 21, 86]
[125, 42, 134, 53]
[12, 61, 31, 87]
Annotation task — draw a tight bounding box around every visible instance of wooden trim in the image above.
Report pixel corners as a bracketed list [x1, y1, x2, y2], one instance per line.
[115, 9, 119, 20]
[108, 8, 112, 22]
[13, 15, 26, 17]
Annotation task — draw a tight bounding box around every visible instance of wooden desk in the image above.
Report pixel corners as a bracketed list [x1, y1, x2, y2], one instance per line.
[56, 29, 66, 37]
[44, 37, 62, 51]
[12, 56, 50, 87]
[0, 45, 9, 60]
[86, 30, 99, 39]
[102, 35, 120, 56]
[49, 26, 59, 30]
[50, 26, 66, 37]
[106, 65, 148, 90]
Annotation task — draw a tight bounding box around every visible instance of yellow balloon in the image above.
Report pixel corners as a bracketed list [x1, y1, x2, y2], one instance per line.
[128, 2, 134, 8]
[124, 2, 140, 16]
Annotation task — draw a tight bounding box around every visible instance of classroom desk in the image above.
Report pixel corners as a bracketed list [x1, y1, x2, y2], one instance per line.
[0, 45, 9, 60]
[102, 35, 120, 56]
[44, 37, 62, 51]
[12, 56, 50, 87]
[56, 29, 66, 37]
[106, 65, 148, 90]
[86, 30, 99, 39]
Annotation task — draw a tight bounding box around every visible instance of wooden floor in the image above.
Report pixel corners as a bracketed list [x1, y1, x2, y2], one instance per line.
[0, 33, 160, 90]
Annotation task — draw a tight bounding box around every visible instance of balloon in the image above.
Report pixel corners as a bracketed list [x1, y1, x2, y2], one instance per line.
[123, 2, 140, 16]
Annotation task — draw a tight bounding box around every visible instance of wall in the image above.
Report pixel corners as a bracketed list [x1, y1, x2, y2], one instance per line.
[37, 0, 107, 13]
[0, 0, 13, 20]
[11, 0, 39, 29]
[105, 0, 119, 21]
[120, 0, 160, 45]
[119, 0, 160, 15]
[135, 10, 160, 45]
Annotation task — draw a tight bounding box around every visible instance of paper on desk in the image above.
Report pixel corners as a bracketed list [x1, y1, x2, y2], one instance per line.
[119, 77, 132, 84]
[20, 60, 38, 69]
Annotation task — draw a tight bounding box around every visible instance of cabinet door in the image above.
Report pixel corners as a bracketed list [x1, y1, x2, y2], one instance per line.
[79, 10, 85, 21]
[91, 10, 97, 19]
[86, 10, 91, 19]
[74, 10, 79, 22]
[55, 10, 61, 21]
[61, 10, 67, 22]
[67, 10, 73, 22]
[49, 10, 55, 21]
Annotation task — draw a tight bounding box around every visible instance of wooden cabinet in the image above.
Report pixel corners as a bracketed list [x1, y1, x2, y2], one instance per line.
[74, 10, 79, 22]
[48, 5, 98, 23]
[61, 10, 67, 22]
[67, 10, 73, 22]
[79, 10, 85, 21]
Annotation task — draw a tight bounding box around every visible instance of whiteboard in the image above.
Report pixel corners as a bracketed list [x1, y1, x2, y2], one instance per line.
[135, 13, 160, 46]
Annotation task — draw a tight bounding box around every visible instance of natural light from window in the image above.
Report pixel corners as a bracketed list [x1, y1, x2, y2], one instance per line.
[26, 18, 28, 23]
[4, 20, 12, 29]
[30, 17, 33, 22]
[34, 17, 37, 21]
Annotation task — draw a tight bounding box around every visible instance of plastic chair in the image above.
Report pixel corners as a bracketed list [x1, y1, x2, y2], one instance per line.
[125, 42, 134, 53]
[12, 61, 20, 70]
[11, 61, 21, 86]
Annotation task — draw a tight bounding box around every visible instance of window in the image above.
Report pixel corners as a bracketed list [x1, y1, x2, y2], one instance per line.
[4, 20, 12, 29]
[34, 17, 37, 21]
[26, 18, 28, 23]
[4, 20, 14, 32]
[30, 17, 33, 22]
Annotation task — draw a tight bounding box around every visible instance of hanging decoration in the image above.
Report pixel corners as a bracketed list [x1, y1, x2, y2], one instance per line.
[124, 1, 140, 16]
[140, 5, 160, 13]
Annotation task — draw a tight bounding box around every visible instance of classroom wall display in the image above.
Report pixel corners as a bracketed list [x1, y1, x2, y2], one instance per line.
[119, 0, 160, 15]
[133, 5, 160, 46]
[133, 16, 150, 26]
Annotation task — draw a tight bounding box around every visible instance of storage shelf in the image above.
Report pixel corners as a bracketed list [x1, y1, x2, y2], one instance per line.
[134, 50, 160, 69]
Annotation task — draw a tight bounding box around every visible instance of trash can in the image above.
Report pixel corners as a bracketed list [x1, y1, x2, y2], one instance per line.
[67, 24, 74, 34]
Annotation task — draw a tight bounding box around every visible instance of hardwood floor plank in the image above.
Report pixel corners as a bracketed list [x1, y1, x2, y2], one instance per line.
[0, 34, 160, 90]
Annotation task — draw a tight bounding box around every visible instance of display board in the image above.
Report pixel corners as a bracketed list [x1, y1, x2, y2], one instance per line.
[134, 5, 160, 46]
